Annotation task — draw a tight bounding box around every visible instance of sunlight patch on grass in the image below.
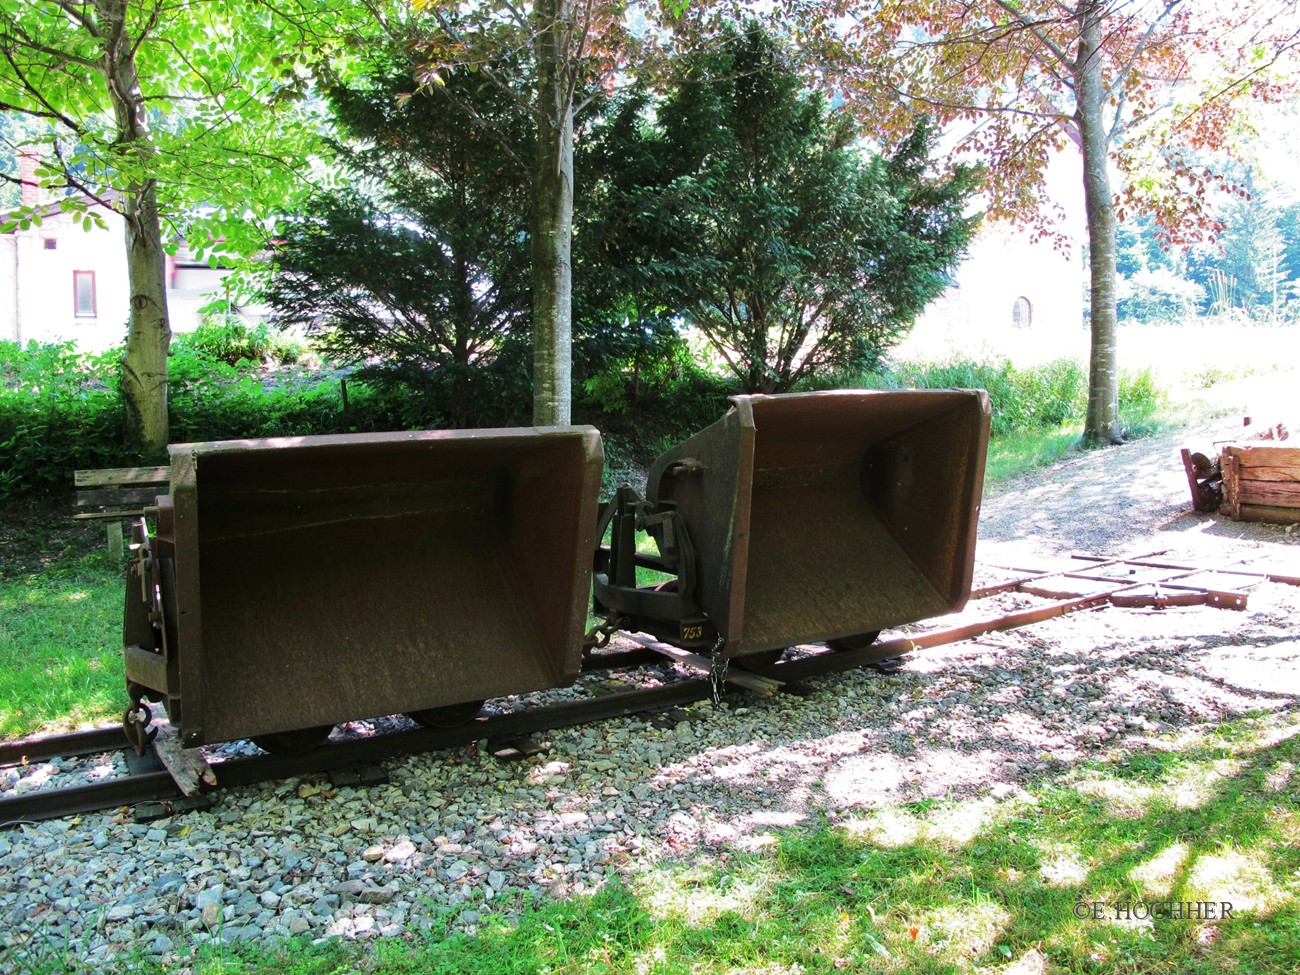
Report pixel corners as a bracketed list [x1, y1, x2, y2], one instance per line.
[1034, 841, 1091, 886]
[641, 863, 773, 925]
[1263, 761, 1295, 793]
[1075, 755, 1250, 821]
[924, 797, 1001, 846]
[1128, 841, 1191, 895]
[843, 807, 923, 847]
[1071, 778, 1163, 819]
[844, 796, 1007, 851]
[1185, 849, 1292, 914]
[916, 896, 1011, 962]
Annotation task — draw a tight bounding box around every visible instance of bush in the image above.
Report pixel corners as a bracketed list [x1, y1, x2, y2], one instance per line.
[1118, 365, 1167, 436]
[0, 341, 127, 495]
[1117, 268, 1205, 324]
[820, 355, 1166, 442]
[0, 342, 1172, 501]
[828, 356, 1087, 438]
[174, 317, 304, 367]
[576, 341, 739, 491]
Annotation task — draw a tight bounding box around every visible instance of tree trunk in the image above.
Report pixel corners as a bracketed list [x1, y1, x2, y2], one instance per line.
[120, 187, 171, 458]
[531, 0, 574, 427]
[100, 0, 170, 457]
[1075, 2, 1123, 446]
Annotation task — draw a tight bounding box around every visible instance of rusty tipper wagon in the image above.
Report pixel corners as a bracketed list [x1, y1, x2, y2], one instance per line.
[122, 389, 991, 754]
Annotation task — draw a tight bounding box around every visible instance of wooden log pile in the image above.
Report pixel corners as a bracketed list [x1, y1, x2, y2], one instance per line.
[1220, 445, 1300, 524]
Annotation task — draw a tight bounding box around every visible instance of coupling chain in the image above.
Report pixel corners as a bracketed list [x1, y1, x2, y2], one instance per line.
[708, 637, 729, 708]
[582, 613, 627, 654]
[123, 682, 157, 756]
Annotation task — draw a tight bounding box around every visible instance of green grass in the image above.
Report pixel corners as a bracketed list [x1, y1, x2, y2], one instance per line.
[21, 712, 1283, 975]
[0, 552, 125, 737]
[985, 423, 1087, 483]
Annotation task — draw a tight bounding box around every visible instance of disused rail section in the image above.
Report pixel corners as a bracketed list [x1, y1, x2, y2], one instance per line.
[5, 551, 1296, 827]
[973, 551, 1299, 611]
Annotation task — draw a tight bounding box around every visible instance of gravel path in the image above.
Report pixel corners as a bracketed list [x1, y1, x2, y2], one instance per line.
[2, 386, 1298, 971]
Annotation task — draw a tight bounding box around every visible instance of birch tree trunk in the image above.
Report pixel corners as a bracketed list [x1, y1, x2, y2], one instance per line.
[100, 0, 170, 457]
[1075, 1, 1123, 446]
[530, 0, 574, 427]
[120, 186, 171, 457]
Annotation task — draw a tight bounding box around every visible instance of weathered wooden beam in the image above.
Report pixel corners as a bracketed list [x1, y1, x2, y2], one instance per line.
[1236, 481, 1300, 507]
[623, 634, 784, 696]
[151, 722, 218, 796]
[75, 466, 170, 487]
[76, 486, 167, 508]
[1237, 503, 1300, 526]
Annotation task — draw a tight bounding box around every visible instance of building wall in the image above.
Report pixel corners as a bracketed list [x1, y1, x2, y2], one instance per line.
[901, 148, 1091, 364]
[1, 205, 239, 351]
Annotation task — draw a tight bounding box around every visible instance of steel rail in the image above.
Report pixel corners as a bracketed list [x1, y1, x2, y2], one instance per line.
[0, 770, 179, 827]
[212, 679, 715, 788]
[0, 726, 128, 768]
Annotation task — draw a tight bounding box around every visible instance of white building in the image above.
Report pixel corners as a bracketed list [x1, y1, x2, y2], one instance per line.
[900, 148, 1090, 364]
[1, 155, 239, 351]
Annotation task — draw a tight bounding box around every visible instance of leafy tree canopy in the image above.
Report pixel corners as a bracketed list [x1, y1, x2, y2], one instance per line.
[603, 25, 981, 394]
[260, 44, 684, 425]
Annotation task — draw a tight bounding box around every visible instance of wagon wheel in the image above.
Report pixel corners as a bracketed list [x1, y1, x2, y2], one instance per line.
[122, 698, 157, 756]
[252, 725, 334, 755]
[408, 700, 486, 729]
[825, 630, 881, 653]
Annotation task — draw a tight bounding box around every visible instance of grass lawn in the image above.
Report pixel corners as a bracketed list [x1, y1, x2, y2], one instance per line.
[0, 552, 124, 738]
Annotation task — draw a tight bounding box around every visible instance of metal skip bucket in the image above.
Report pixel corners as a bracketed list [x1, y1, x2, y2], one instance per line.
[125, 427, 603, 747]
[646, 390, 991, 657]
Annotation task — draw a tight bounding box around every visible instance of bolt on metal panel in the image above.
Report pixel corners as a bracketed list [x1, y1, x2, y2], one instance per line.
[648, 390, 991, 656]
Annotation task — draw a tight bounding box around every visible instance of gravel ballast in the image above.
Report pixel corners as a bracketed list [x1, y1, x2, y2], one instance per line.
[2, 404, 1298, 969]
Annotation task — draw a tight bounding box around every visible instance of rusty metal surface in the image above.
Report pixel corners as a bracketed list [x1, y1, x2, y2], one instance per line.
[648, 389, 992, 656]
[1180, 448, 1222, 513]
[148, 427, 602, 747]
[981, 554, 1281, 611]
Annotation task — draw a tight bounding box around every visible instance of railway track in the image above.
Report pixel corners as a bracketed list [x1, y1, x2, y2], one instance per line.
[4, 552, 1286, 828]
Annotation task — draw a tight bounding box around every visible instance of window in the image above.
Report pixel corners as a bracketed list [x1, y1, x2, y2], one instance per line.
[1012, 295, 1032, 329]
[73, 270, 97, 318]
[43, 238, 57, 251]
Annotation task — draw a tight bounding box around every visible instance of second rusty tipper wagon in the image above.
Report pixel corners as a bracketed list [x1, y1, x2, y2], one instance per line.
[593, 389, 992, 660]
[124, 427, 603, 752]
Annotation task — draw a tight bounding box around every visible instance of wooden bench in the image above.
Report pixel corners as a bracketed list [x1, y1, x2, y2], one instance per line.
[74, 466, 170, 557]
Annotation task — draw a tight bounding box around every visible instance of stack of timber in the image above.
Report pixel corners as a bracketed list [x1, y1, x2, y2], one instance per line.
[1220, 445, 1300, 524]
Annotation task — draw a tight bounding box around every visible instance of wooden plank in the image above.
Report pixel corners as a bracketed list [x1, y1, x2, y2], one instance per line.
[1225, 445, 1300, 467]
[1237, 481, 1300, 507]
[74, 466, 170, 487]
[1222, 452, 1242, 520]
[76, 486, 167, 508]
[623, 634, 784, 696]
[1239, 467, 1300, 482]
[1238, 503, 1300, 525]
[151, 723, 217, 796]
[73, 509, 148, 521]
